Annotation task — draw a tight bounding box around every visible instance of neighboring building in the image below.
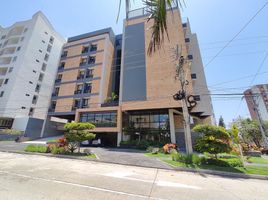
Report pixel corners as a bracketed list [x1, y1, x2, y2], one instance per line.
[244, 84, 268, 121]
[0, 12, 65, 137]
[48, 5, 214, 148]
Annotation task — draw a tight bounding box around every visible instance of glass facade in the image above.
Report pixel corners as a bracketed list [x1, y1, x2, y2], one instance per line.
[123, 110, 170, 142]
[80, 112, 117, 127]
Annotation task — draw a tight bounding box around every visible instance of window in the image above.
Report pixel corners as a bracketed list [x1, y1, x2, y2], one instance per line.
[8, 67, 13, 73]
[86, 69, 94, 78]
[36, 59, 40, 63]
[13, 56, 17, 62]
[61, 51, 68, 58]
[42, 63, 47, 71]
[29, 81, 33, 84]
[29, 108, 34, 116]
[185, 38, 190, 43]
[44, 31, 48, 35]
[191, 74, 197, 79]
[42, 40, 45, 44]
[26, 94, 30, 97]
[77, 70, 85, 80]
[20, 37, 24, 42]
[35, 84, 41, 93]
[4, 79, 8, 84]
[23, 28, 28, 33]
[74, 84, 83, 94]
[39, 49, 43, 53]
[47, 44, 52, 52]
[50, 101, 57, 111]
[0, 91, 4, 97]
[17, 46, 21, 51]
[55, 74, 62, 83]
[182, 23, 187, 28]
[82, 98, 89, 108]
[0, 43, 2, 48]
[83, 83, 92, 94]
[88, 56, 96, 64]
[59, 62, 65, 69]
[80, 57, 87, 66]
[44, 53, 49, 61]
[90, 44, 97, 52]
[21, 107, 26, 109]
[193, 95, 201, 101]
[32, 95, 38, 104]
[188, 55, 193, 60]
[82, 46, 89, 54]
[49, 36, 54, 44]
[53, 87, 60, 96]
[38, 73, 44, 82]
[32, 70, 37, 73]
[73, 99, 81, 109]
[80, 112, 117, 127]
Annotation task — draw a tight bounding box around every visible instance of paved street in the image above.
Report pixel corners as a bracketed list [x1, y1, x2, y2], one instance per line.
[0, 152, 267, 200]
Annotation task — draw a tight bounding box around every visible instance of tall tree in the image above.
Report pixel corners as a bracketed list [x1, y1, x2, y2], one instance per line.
[218, 116, 226, 128]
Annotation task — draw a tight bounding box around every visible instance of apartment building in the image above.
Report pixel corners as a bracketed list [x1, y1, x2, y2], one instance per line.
[244, 84, 268, 121]
[48, 5, 214, 148]
[0, 12, 65, 137]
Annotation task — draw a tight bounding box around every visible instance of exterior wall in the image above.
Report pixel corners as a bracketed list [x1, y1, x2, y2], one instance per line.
[184, 21, 214, 120]
[0, 12, 65, 132]
[120, 9, 197, 112]
[49, 28, 116, 120]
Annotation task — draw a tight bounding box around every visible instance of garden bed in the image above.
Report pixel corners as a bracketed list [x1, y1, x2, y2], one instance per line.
[145, 152, 268, 176]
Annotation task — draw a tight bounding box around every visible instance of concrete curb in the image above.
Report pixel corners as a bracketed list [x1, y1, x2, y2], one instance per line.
[0, 149, 268, 181]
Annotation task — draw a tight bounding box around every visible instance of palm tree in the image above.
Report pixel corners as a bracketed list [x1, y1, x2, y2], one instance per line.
[118, 0, 185, 55]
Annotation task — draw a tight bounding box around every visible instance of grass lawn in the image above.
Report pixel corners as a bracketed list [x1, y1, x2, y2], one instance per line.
[247, 157, 268, 164]
[146, 153, 268, 176]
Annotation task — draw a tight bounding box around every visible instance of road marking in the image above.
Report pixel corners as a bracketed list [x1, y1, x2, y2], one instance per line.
[0, 170, 166, 200]
[104, 172, 202, 190]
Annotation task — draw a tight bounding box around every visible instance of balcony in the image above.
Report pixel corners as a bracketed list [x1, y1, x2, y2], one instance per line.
[55, 79, 62, 83]
[74, 90, 83, 95]
[0, 57, 12, 65]
[52, 93, 59, 97]
[58, 66, 64, 71]
[101, 101, 119, 107]
[82, 48, 89, 54]
[79, 62, 87, 67]
[85, 74, 93, 79]
[77, 75, 85, 80]
[48, 108, 55, 112]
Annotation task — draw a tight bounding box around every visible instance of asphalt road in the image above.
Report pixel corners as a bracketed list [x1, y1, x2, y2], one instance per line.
[0, 152, 267, 200]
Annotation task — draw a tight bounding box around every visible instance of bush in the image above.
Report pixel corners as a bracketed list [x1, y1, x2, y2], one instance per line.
[172, 152, 201, 165]
[136, 140, 150, 149]
[201, 157, 243, 167]
[25, 145, 47, 153]
[50, 145, 67, 155]
[193, 124, 232, 158]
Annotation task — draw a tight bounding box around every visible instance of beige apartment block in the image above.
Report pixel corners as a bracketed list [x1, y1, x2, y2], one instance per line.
[47, 4, 214, 149]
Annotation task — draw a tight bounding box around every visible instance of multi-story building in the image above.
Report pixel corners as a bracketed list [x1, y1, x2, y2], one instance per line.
[0, 11, 65, 137]
[244, 84, 268, 121]
[48, 5, 214, 148]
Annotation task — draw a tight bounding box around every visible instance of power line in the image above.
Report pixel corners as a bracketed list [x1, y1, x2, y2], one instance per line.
[204, 1, 268, 68]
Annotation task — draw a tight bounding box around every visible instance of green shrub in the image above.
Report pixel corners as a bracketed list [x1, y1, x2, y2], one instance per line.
[51, 145, 67, 155]
[172, 152, 201, 165]
[136, 140, 150, 149]
[25, 145, 47, 153]
[193, 124, 232, 158]
[201, 157, 243, 167]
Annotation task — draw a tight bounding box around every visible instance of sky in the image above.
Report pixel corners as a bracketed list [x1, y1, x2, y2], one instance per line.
[0, 0, 268, 126]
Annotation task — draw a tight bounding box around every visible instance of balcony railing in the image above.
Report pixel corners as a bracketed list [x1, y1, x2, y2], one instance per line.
[80, 62, 87, 66]
[58, 66, 64, 70]
[101, 101, 119, 107]
[74, 90, 83, 95]
[85, 74, 93, 79]
[55, 79, 62, 83]
[77, 75, 85, 80]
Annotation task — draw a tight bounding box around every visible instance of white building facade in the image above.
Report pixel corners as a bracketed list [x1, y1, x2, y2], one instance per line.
[0, 12, 65, 137]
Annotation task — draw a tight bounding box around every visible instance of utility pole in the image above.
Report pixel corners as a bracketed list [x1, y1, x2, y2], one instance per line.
[252, 94, 268, 148]
[173, 45, 193, 154]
